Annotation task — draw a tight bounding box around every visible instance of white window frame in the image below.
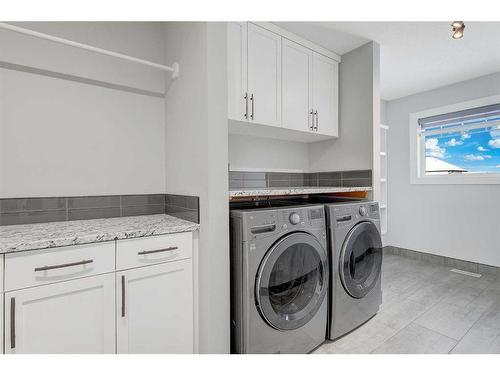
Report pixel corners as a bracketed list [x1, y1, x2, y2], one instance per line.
[410, 94, 500, 185]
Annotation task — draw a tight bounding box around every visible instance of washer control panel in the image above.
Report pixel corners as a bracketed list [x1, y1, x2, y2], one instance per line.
[289, 212, 300, 225]
[244, 205, 325, 240]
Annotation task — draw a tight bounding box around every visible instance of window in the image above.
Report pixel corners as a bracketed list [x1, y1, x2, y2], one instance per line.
[410, 95, 500, 184]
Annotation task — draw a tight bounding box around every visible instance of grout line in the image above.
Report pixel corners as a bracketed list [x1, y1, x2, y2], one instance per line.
[65, 197, 69, 221]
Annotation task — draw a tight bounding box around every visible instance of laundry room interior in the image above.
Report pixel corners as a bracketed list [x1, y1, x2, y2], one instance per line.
[1, 1, 500, 365]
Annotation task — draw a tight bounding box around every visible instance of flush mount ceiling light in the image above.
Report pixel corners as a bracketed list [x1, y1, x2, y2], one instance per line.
[451, 21, 465, 39]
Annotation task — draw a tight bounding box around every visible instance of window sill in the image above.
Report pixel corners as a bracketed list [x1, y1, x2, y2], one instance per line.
[411, 174, 500, 185]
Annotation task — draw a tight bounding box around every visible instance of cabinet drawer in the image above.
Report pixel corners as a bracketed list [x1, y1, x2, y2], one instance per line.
[4, 242, 115, 291]
[116, 232, 193, 271]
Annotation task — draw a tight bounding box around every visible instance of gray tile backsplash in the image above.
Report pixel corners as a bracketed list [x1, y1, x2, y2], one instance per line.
[165, 194, 199, 224]
[0, 193, 200, 226]
[342, 178, 372, 187]
[68, 195, 120, 209]
[68, 207, 122, 221]
[0, 210, 67, 226]
[229, 170, 372, 189]
[343, 170, 372, 179]
[121, 204, 165, 217]
[122, 194, 165, 206]
[0, 197, 66, 213]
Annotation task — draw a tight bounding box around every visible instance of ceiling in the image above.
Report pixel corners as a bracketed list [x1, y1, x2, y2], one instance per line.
[275, 22, 500, 100]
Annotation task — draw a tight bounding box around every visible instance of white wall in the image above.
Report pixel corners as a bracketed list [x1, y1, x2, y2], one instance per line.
[1, 22, 166, 93]
[381, 99, 388, 124]
[386, 71, 500, 267]
[164, 22, 229, 353]
[0, 22, 166, 197]
[229, 134, 309, 172]
[309, 42, 379, 173]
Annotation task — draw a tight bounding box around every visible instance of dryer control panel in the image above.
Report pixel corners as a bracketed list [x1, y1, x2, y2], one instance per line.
[332, 202, 380, 227]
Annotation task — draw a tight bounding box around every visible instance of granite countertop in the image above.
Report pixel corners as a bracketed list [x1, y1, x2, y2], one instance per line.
[0, 214, 200, 254]
[229, 186, 372, 198]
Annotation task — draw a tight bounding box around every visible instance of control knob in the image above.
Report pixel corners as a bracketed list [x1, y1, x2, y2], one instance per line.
[359, 206, 367, 216]
[289, 212, 300, 225]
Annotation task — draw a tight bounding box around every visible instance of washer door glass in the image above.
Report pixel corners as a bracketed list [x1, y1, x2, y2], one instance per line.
[340, 221, 382, 299]
[256, 232, 328, 331]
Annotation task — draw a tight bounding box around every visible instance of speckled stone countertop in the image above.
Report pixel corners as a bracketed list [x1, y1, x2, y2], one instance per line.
[229, 186, 372, 198]
[0, 214, 199, 254]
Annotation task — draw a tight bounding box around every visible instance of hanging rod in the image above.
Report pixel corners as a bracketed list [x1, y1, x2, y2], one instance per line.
[0, 22, 179, 79]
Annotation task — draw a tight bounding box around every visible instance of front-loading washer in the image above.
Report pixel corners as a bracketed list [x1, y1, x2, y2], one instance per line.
[325, 200, 383, 340]
[230, 202, 329, 354]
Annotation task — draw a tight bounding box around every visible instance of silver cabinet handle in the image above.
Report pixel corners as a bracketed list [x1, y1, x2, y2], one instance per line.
[137, 246, 178, 256]
[121, 275, 126, 318]
[309, 110, 314, 130]
[10, 297, 16, 349]
[244, 92, 248, 119]
[34, 259, 94, 272]
[250, 93, 254, 120]
[314, 110, 319, 131]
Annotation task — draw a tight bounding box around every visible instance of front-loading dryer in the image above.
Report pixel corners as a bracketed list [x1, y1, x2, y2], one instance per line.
[325, 201, 383, 340]
[230, 202, 329, 354]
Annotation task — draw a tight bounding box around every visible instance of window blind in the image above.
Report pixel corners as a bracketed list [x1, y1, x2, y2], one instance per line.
[418, 103, 500, 131]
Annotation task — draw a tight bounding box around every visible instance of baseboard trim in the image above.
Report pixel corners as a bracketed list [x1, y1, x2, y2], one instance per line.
[383, 246, 500, 277]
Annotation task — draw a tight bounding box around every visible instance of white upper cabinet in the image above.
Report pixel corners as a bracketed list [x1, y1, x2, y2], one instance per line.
[227, 22, 340, 142]
[5, 274, 115, 354]
[312, 52, 339, 137]
[247, 23, 282, 127]
[282, 38, 313, 132]
[227, 22, 248, 122]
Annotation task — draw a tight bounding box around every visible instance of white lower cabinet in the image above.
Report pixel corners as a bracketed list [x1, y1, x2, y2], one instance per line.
[4, 273, 115, 354]
[1, 232, 197, 354]
[1, 255, 3, 354]
[1, 293, 3, 354]
[116, 259, 194, 354]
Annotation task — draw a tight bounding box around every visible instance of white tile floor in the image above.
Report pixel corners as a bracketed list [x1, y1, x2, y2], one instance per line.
[315, 253, 500, 354]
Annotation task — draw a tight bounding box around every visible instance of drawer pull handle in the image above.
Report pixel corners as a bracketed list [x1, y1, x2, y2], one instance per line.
[10, 297, 16, 349]
[34, 259, 94, 272]
[137, 246, 178, 256]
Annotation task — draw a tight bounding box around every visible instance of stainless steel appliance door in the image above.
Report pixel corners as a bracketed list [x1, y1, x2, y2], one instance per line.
[255, 232, 328, 331]
[339, 221, 382, 299]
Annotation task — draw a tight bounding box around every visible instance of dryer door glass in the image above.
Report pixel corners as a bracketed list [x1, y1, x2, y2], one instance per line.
[340, 221, 382, 299]
[256, 232, 328, 330]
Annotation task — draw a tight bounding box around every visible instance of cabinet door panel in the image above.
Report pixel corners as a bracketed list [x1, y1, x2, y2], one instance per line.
[282, 38, 312, 132]
[0, 255, 3, 292]
[247, 23, 282, 127]
[5, 273, 115, 354]
[312, 52, 339, 136]
[1, 294, 3, 354]
[227, 22, 248, 121]
[117, 259, 194, 354]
